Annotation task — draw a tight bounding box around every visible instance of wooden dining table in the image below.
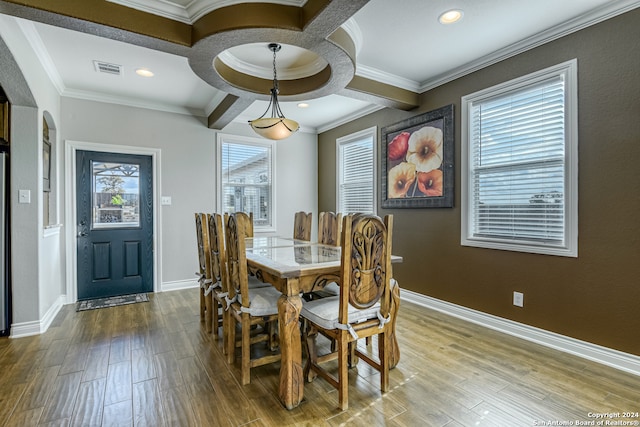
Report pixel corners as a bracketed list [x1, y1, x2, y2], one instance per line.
[244, 236, 402, 410]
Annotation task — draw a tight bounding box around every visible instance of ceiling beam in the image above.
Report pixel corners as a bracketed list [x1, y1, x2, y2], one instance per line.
[207, 95, 253, 130]
[341, 75, 420, 111]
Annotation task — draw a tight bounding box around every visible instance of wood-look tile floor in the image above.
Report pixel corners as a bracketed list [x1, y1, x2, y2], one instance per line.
[1, 288, 638, 426]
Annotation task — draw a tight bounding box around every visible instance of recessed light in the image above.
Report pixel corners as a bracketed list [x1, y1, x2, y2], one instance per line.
[297, 103, 309, 108]
[438, 9, 463, 25]
[136, 68, 154, 77]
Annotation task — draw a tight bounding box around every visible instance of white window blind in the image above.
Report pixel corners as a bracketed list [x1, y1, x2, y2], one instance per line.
[337, 127, 376, 214]
[462, 60, 578, 256]
[218, 135, 274, 229]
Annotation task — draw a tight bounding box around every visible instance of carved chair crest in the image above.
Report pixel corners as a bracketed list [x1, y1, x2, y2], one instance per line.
[347, 215, 387, 309]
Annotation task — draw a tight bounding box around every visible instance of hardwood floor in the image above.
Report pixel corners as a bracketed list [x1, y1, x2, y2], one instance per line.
[0, 288, 638, 426]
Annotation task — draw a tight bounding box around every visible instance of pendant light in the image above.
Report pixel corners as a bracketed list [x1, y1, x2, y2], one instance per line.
[249, 43, 299, 140]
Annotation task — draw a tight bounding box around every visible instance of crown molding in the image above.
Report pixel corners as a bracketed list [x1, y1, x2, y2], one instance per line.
[16, 18, 66, 94]
[217, 48, 328, 81]
[317, 103, 383, 134]
[106, 0, 306, 24]
[419, 0, 640, 92]
[62, 88, 206, 117]
[355, 64, 420, 93]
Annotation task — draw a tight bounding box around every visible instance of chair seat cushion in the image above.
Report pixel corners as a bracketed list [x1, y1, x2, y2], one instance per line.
[320, 281, 340, 296]
[301, 296, 380, 331]
[239, 285, 281, 317]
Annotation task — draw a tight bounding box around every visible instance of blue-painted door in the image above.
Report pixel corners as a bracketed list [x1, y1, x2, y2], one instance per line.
[76, 150, 153, 300]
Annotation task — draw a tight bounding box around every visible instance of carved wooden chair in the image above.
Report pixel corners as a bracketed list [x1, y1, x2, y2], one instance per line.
[211, 212, 269, 345]
[302, 211, 343, 304]
[243, 211, 254, 237]
[206, 213, 229, 342]
[293, 211, 312, 241]
[301, 214, 395, 410]
[194, 213, 214, 332]
[318, 211, 342, 246]
[225, 212, 282, 385]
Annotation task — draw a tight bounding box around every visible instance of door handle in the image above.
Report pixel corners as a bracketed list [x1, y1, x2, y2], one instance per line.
[78, 220, 88, 237]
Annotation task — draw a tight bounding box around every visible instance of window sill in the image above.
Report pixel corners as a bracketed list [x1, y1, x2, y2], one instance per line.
[461, 237, 577, 258]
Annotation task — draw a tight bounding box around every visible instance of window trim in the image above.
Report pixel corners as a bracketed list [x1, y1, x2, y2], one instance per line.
[461, 59, 578, 257]
[216, 132, 276, 233]
[335, 126, 377, 214]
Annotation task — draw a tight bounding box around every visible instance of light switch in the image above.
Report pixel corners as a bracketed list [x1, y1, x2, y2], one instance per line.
[19, 189, 31, 204]
[161, 196, 172, 205]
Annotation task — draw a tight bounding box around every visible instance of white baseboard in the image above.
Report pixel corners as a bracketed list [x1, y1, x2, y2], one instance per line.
[400, 288, 640, 377]
[10, 294, 65, 338]
[161, 279, 198, 292]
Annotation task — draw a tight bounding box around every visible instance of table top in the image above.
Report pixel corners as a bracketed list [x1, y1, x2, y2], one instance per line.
[245, 236, 402, 280]
[245, 236, 312, 249]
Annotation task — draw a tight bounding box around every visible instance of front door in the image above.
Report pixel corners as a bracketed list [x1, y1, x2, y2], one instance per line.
[76, 150, 153, 300]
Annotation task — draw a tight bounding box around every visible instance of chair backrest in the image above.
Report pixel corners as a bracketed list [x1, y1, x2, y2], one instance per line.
[228, 211, 254, 238]
[206, 213, 227, 292]
[293, 211, 312, 241]
[339, 214, 393, 323]
[194, 213, 211, 280]
[225, 212, 250, 307]
[318, 211, 342, 246]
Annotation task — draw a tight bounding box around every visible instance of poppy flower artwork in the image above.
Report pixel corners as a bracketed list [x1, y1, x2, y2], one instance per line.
[381, 104, 454, 208]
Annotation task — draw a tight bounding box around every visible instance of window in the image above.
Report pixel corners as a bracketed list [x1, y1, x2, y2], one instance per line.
[217, 133, 275, 231]
[336, 126, 376, 214]
[92, 161, 140, 228]
[461, 60, 578, 257]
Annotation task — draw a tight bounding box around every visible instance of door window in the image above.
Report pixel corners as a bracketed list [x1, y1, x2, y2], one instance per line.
[92, 161, 140, 228]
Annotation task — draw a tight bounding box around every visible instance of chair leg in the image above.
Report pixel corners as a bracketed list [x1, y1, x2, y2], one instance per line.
[212, 298, 220, 338]
[199, 288, 205, 321]
[221, 307, 228, 354]
[337, 335, 349, 411]
[303, 325, 318, 382]
[227, 313, 236, 364]
[241, 314, 251, 385]
[379, 331, 390, 393]
[204, 292, 213, 333]
[267, 321, 278, 351]
[348, 341, 358, 368]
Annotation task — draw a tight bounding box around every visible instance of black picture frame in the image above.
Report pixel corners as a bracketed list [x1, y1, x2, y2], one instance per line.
[381, 104, 454, 208]
[43, 139, 51, 192]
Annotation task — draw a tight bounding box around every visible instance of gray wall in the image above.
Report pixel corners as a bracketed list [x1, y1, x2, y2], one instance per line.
[318, 8, 640, 356]
[61, 98, 318, 289]
[1, 15, 63, 327]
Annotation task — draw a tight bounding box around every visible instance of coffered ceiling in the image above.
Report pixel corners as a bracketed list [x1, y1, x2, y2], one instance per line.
[0, 0, 636, 133]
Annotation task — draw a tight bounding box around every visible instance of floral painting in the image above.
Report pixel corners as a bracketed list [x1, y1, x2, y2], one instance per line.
[381, 104, 454, 208]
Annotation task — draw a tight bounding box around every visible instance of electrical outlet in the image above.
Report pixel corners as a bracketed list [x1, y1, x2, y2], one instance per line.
[513, 291, 524, 307]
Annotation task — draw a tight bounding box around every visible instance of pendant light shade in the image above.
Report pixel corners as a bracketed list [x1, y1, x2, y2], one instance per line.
[249, 43, 299, 140]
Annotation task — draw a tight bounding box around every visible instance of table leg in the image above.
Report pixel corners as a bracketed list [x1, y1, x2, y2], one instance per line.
[278, 292, 304, 409]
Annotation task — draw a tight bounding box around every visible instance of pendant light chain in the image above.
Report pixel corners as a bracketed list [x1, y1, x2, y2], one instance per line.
[272, 45, 278, 93]
[271, 45, 279, 118]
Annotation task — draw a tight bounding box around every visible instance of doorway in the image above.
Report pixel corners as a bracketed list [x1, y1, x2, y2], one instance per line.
[75, 150, 153, 300]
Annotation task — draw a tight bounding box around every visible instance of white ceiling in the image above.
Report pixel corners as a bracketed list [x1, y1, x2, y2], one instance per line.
[6, 0, 637, 133]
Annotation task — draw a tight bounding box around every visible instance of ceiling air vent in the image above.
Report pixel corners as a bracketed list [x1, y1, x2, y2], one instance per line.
[93, 60, 123, 76]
